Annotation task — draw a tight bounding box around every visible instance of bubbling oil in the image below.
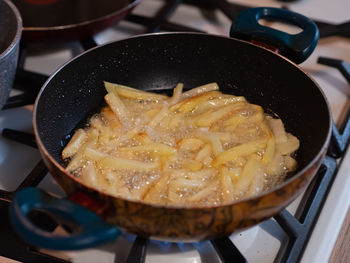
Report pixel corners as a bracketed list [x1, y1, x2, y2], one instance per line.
[62, 84, 299, 207]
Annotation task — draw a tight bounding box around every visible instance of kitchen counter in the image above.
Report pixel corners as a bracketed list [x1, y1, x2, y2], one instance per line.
[330, 207, 350, 262]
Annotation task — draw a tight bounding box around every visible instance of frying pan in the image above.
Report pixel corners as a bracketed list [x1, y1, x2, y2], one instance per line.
[10, 7, 331, 250]
[10, 0, 141, 42]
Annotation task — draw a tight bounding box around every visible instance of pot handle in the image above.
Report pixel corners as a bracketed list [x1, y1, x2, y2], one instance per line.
[9, 187, 120, 250]
[230, 7, 319, 64]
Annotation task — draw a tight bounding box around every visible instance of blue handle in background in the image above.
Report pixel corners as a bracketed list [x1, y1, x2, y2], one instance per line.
[9, 187, 120, 250]
[230, 7, 319, 64]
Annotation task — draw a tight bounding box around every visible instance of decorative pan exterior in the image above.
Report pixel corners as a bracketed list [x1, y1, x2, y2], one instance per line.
[43, 147, 326, 241]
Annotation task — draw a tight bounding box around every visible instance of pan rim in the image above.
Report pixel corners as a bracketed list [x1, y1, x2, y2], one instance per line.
[33, 31, 332, 210]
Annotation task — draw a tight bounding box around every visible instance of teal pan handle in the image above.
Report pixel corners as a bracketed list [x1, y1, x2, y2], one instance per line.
[230, 7, 319, 64]
[9, 187, 120, 250]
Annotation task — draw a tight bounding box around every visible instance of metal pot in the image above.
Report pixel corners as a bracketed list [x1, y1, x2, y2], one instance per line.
[0, 0, 22, 109]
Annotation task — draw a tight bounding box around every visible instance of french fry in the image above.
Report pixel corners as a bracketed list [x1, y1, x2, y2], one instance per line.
[172, 178, 206, 188]
[98, 155, 160, 171]
[145, 108, 162, 119]
[227, 167, 242, 181]
[276, 133, 300, 155]
[168, 189, 183, 204]
[89, 115, 105, 130]
[267, 117, 288, 143]
[111, 124, 143, 147]
[195, 144, 212, 161]
[266, 153, 285, 176]
[170, 91, 221, 113]
[182, 82, 219, 98]
[177, 138, 204, 151]
[121, 125, 142, 142]
[195, 97, 246, 114]
[261, 136, 276, 164]
[182, 159, 203, 171]
[247, 167, 265, 196]
[83, 147, 106, 161]
[231, 156, 247, 167]
[248, 105, 264, 123]
[202, 156, 213, 166]
[220, 167, 235, 203]
[105, 172, 132, 199]
[62, 129, 87, 159]
[131, 180, 161, 201]
[208, 96, 246, 105]
[98, 127, 113, 145]
[118, 143, 176, 156]
[209, 132, 232, 142]
[195, 103, 245, 127]
[168, 112, 183, 129]
[86, 129, 99, 145]
[143, 173, 170, 204]
[82, 163, 120, 194]
[161, 154, 178, 170]
[224, 115, 245, 128]
[284, 155, 297, 171]
[197, 132, 223, 156]
[224, 105, 263, 129]
[166, 169, 214, 180]
[168, 83, 184, 105]
[235, 156, 263, 195]
[148, 105, 169, 127]
[259, 119, 273, 138]
[134, 132, 152, 145]
[187, 183, 217, 202]
[104, 81, 167, 101]
[101, 106, 120, 129]
[104, 91, 129, 123]
[66, 150, 84, 172]
[186, 169, 215, 180]
[65, 138, 98, 172]
[213, 140, 266, 167]
[80, 162, 99, 188]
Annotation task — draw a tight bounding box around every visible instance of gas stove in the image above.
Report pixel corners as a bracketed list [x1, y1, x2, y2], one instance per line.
[1, 0, 350, 262]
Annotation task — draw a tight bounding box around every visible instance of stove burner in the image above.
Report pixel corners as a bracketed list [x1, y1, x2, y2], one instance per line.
[211, 237, 247, 263]
[126, 237, 148, 263]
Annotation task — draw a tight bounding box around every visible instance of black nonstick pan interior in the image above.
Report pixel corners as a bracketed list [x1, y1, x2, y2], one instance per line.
[35, 32, 331, 176]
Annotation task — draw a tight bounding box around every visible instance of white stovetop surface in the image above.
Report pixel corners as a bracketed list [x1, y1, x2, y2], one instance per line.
[0, 0, 350, 262]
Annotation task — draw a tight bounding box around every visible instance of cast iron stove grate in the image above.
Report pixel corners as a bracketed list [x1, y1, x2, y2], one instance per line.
[1, 0, 350, 262]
